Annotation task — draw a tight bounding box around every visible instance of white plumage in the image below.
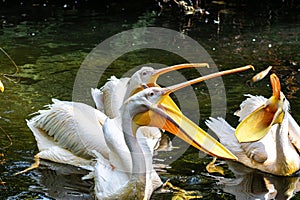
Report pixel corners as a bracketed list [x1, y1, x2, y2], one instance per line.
[27, 99, 108, 170]
[206, 74, 300, 176]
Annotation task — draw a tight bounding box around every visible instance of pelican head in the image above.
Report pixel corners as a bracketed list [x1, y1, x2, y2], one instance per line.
[128, 63, 209, 96]
[235, 73, 289, 142]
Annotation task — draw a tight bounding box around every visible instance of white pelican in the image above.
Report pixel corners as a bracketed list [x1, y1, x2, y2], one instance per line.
[17, 65, 252, 175]
[85, 78, 238, 200]
[206, 73, 300, 176]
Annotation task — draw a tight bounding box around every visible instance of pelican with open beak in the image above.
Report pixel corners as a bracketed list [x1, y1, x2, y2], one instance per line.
[88, 77, 239, 199]
[206, 73, 300, 176]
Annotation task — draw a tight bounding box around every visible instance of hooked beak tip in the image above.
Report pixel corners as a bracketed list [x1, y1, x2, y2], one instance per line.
[248, 65, 255, 71]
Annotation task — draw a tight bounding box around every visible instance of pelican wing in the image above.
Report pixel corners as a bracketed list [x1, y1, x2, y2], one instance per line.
[206, 117, 268, 163]
[29, 99, 109, 160]
[137, 126, 163, 155]
[91, 76, 128, 117]
[205, 117, 240, 150]
[91, 76, 118, 112]
[240, 142, 268, 163]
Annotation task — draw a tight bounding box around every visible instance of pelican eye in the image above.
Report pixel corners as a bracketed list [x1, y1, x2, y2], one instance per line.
[280, 94, 286, 102]
[142, 71, 148, 76]
[149, 91, 155, 97]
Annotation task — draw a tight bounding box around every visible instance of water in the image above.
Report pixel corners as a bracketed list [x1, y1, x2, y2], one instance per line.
[0, 1, 300, 199]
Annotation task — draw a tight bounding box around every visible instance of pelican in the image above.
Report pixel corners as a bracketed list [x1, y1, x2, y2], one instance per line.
[85, 79, 238, 200]
[16, 65, 254, 175]
[206, 73, 300, 176]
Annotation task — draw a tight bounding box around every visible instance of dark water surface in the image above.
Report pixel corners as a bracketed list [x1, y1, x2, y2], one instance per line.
[0, 1, 300, 199]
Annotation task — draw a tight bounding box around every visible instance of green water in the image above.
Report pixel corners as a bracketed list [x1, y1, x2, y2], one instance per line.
[0, 1, 300, 199]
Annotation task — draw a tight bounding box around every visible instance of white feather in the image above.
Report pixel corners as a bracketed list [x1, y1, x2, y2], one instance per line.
[27, 99, 108, 169]
[91, 88, 104, 112]
[234, 94, 267, 121]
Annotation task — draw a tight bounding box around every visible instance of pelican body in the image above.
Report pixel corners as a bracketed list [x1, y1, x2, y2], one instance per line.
[206, 74, 300, 176]
[27, 99, 108, 170]
[89, 79, 236, 199]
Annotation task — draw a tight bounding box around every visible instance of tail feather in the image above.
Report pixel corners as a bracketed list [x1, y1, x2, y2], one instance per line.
[91, 88, 104, 112]
[205, 117, 239, 149]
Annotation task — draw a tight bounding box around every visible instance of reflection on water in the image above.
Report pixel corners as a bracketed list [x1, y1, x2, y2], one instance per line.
[220, 161, 300, 200]
[29, 161, 93, 200]
[0, 1, 299, 199]
[7, 161, 93, 200]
